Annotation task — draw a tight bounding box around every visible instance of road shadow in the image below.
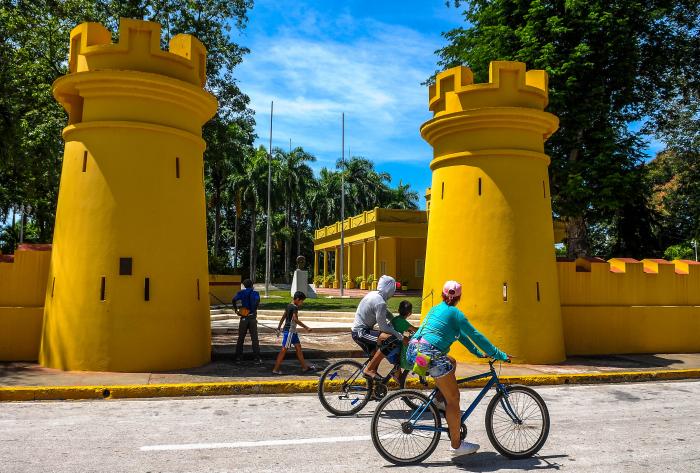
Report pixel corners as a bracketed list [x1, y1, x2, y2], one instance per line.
[562, 354, 681, 369]
[453, 452, 568, 471]
[155, 359, 331, 380]
[383, 453, 568, 471]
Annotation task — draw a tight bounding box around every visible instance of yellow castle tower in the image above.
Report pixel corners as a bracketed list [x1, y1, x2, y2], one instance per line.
[420, 62, 566, 364]
[39, 19, 217, 371]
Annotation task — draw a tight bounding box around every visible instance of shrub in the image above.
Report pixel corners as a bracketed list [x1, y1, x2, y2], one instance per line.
[664, 243, 695, 261]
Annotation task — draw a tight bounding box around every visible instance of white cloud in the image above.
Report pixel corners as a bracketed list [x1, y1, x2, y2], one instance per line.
[235, 12, 440, 169]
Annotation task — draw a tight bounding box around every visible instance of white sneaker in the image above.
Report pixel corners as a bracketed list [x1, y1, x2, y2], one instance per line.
[450, 441, 480, 455]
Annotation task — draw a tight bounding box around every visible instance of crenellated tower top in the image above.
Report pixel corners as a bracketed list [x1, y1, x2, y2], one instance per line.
[428, 61, 549, 116]
[68, 18, 207, 87]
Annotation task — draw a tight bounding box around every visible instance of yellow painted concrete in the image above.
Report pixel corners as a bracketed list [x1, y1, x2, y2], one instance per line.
[40, 19, 217, 372]
[0, 245, 51, 361]
[0, 307, 44, 361]
[0, 246, 51, 307]
[420, 62, 565, 364]
[563, 306, 700, 355]
[559, 258, 700, 355]
[3, 369, 699, 401]
[208, 274, 242, 305]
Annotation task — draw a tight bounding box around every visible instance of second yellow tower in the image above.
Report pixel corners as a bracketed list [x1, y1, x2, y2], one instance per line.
[420, 62, 566, 364]
[40, 19, 217, 371]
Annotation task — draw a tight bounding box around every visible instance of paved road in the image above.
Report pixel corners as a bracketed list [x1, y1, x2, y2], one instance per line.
[1, 381, 699, 472]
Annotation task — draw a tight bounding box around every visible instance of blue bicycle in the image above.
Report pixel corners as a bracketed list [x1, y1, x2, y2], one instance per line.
[370, 359, 550, 465]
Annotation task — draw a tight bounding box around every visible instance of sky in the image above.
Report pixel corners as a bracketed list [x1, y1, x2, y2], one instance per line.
[232, 1, 664, 212]
[233, 0, 466, 210]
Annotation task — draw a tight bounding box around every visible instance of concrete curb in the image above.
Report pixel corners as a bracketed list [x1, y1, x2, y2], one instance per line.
[1, 368, 698, 402]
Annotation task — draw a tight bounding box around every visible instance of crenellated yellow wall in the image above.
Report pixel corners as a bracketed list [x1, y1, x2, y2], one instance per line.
[0, 245, 51, 361]
[559, 258, 700, 355]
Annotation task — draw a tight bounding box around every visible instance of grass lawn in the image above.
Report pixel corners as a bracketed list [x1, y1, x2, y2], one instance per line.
[259, 290, 422, 313]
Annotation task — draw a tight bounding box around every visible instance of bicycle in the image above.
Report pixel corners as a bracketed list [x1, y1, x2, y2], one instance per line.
[317, 354, 426, 416]
[370, 358, 550, 465]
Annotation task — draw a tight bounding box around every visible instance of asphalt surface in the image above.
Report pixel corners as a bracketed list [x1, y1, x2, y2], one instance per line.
[1, 380, 699, 472]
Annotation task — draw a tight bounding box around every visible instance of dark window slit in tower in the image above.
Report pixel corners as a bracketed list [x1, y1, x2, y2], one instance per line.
[100, 276, 106, 301]
[502, 282, 508, 302]
[536, 282, 541, 301]
[82, 151, 88, 172]
[144, 277, 150, 301]
[196, 278, 200, 300]
[441, 182, 445, 199]
[176, 157, 180, 178]
[478, 178, 482, 196]
[119, 257, 132, 275]
[51, 277, 55, 297]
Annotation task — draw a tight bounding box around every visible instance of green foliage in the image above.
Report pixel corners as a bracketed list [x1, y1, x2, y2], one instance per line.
[310, 156, 419, 228]
[438, 0, 700, 258]
[354, 275, 365, 287]
[313, 274, 324, 286]
[663, 243, 696, 262]
[366, 273, 376, 285]
[325, 274, 335, 284]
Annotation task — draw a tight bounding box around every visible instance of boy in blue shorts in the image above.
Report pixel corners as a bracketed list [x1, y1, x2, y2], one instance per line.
[273, 291, 316, 374]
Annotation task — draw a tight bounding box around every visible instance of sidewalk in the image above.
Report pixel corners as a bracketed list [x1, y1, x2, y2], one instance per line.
[2, 330, 699, 388]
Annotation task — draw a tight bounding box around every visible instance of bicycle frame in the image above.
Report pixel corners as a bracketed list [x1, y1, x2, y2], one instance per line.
[409, 361, 521, 433]
[334, 358, 402, 396]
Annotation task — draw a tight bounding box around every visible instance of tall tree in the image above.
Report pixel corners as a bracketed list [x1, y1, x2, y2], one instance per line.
[437, 0, 700, 258]
[278, 146, 315, 281]
[0, 1, 255, 264]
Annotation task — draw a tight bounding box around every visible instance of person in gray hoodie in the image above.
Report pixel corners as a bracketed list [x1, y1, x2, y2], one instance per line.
[351, 275, 407, 377]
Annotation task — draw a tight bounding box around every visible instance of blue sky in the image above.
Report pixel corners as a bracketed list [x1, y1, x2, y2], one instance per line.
[233, 1, 664, 211]
[234, 1, 466, 209]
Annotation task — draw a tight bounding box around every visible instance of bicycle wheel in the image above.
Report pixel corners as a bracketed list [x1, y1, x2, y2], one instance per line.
[317, 360, 371, 416]
[485, 385, 550, 459]
[371, 389, 442, 465]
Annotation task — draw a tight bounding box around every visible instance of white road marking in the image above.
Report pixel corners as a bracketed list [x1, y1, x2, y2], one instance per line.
[140, 435, 372, 451]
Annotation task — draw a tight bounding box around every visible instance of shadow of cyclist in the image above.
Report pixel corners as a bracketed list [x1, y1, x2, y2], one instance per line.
[383, 453, 567, 470]
[453, 452, 568, 471]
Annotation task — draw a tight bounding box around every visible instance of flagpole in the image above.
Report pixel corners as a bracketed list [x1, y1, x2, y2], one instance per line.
[340, 113, 345, 297]
[265, 101, 273, 297]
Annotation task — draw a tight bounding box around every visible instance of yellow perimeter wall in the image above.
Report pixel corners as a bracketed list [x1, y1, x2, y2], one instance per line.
[0, 244, 238, 362]
[558, 258, 700, 355]
[209, 274, 242, 305]
[0, 245, 51, 361]
[3, 245, 699, 361]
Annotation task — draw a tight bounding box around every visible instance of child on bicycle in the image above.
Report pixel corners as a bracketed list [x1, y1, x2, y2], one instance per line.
[382, 300, 417, 368]
[272, 291, 316, 375]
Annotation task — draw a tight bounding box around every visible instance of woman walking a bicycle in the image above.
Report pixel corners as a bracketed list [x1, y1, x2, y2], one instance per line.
[406, 280, 510, 455]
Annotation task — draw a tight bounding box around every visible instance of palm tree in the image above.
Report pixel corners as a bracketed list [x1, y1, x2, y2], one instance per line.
[383, 180, 420, 209]
[278, 146, 316, 281]
[337, 156, 392, 215]
[310, 168, 342, 228]
[238, 146, 270, 280]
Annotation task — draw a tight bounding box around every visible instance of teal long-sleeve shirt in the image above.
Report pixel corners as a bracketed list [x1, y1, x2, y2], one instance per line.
[414, 302, 507, 360]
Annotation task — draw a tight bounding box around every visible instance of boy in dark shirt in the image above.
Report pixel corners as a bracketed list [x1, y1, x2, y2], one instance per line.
[232, 279, 261, 364]
[272, 291, 315, 374]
